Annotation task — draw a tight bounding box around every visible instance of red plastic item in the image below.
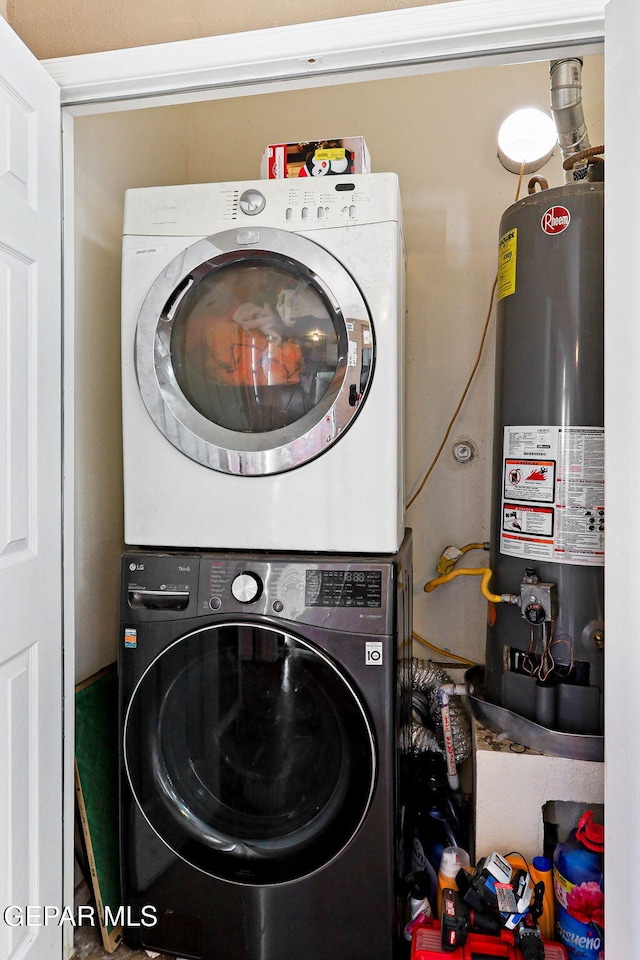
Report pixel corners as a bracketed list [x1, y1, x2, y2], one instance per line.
[410, 921, 569, 960]
[575, 810, 605, 853]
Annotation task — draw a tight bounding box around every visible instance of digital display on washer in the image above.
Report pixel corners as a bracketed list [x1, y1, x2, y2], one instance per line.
[305, 570, 382, 607]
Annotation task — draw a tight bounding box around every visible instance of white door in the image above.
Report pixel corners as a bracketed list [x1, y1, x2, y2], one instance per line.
[0, 16, 63, 960]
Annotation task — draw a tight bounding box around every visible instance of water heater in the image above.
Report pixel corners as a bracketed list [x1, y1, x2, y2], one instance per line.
[485, 177, 604, 738]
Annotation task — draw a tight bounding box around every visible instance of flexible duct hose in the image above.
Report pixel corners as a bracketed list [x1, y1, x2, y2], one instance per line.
[411, 717, 441, 755]
[411, 658, 472, 764]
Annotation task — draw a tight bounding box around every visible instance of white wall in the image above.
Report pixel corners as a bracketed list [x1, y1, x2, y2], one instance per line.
[72, 54, 604, 680]
[73, 106, 189, 681]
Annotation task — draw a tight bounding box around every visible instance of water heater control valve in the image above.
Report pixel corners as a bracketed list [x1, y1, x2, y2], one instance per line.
[519, 570, 557, 624]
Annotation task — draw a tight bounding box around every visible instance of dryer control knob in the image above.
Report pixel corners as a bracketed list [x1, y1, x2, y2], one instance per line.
[239, 189, 266, 216]
[231, 572, 263, 603]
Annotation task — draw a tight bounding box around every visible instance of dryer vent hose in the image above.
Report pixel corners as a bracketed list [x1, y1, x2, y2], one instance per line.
[411, 658, 472, 764]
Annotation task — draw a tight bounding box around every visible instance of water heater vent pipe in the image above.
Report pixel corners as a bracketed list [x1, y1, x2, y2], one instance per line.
[550, 58, 591, 182]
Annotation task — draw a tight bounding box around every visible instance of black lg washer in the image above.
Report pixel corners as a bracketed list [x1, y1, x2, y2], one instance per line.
[119, 533, 412, 960]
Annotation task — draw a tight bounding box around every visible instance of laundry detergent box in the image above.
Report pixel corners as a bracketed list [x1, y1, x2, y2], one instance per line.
[260, 137, 371, 178]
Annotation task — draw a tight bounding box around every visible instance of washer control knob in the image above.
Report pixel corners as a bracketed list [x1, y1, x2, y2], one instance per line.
[231, 572, 263, 604]
[239, 189, 266, 216]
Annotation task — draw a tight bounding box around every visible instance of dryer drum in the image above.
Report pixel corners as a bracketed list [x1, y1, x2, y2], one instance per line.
[124, 625, 376, 885]
[134, 229, 374, 476]
[167, 254, 347, 435]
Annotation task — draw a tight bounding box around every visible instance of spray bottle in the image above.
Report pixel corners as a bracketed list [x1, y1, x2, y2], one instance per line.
[403, 872, 433, 941]
[436, 846, 470, 917]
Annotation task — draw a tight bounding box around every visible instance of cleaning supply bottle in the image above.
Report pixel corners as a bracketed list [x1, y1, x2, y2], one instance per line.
[529, 855, 556, 942]
[436, 846, 470, 917]
[553, 810, 604, 960]
[403, 872, 433, 940]
[505, 852, 553, 939]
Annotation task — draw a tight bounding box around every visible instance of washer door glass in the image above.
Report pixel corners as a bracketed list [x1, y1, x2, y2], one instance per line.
[134, 228, 374, 475]
[124, 624, 376, 885]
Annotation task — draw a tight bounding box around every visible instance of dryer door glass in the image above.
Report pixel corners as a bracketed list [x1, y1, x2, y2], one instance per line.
[170, 258, 341, 433]
[124, 624, 376, 885]
[134, 228, 374, 475]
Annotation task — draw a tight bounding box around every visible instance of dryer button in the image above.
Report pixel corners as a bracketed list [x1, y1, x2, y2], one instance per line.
[209, 596, 222, 610]
[272, 600, 284, 613]
[231, 572, 263, 603]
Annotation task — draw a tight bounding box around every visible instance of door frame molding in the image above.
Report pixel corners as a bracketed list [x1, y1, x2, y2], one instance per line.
[44, 0, 605, 112]
[48, 1, 621, 957]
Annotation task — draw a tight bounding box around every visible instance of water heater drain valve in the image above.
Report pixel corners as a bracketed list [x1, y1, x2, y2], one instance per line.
[520, 569, 557, 624]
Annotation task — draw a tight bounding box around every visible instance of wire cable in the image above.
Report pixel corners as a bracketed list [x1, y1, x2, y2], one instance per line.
[406, 272, 497, 509]
[412, 629, 477, 666]
[406, 161, 527, 510]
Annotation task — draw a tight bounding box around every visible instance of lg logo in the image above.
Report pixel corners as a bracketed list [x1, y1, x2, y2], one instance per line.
[365, 642, 383, 666]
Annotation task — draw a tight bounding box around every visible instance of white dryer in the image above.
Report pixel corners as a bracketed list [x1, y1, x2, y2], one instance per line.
[122, 174, 405, 553]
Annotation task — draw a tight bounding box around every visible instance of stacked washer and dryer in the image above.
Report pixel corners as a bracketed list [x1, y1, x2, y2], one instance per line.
[118, 173, 411, 960]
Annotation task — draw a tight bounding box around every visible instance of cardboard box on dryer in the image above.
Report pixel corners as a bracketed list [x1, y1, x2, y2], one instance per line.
[260, 137, 371, 178]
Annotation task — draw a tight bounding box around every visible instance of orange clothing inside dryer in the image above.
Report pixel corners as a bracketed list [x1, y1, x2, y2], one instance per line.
[190, 315, 303, 387]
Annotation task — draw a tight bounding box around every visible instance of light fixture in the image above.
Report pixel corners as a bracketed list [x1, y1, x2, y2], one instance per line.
[497, 108, 557, 174]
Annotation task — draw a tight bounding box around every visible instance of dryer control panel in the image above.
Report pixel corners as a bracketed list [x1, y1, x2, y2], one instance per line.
[123, 172, 401, 236]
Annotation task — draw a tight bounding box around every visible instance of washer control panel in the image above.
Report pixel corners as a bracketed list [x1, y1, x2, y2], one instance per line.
[198, 554, 392, 633]
[121, 550, 397, 634]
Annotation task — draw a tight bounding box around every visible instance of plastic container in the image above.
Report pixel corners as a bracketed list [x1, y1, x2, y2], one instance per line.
[553, 810, 604, 960]
[404, 872, 434, 941]
[436, 846, 470, 917]
[504, 852, 555, 939]
[530, 855, 556, 942]
[410, 920, 569, 960]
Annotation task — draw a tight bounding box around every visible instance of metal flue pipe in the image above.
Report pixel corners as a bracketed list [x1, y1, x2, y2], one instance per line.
[550, 58, 591, 182]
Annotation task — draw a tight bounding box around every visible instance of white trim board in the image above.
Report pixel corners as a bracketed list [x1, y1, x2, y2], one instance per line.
[44, 0, 605, 113]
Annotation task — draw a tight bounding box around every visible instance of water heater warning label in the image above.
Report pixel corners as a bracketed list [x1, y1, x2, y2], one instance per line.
[504, 458, 555, 502]
[497, 228, 517, 300]
[503, 503, 554, 537]
[500, 425, 604, 566]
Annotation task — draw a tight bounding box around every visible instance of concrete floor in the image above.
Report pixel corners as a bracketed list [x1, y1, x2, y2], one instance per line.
[73, 923, 173, 959]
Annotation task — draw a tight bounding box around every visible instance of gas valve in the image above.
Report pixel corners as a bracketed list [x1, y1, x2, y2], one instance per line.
[520, 568, 557, 624]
